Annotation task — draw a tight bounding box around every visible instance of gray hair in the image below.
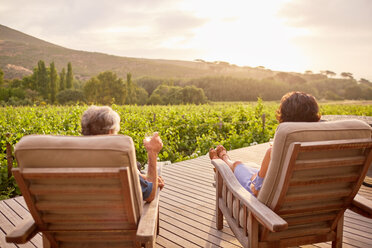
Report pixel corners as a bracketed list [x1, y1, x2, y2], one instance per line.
[81, 106, 120, 135]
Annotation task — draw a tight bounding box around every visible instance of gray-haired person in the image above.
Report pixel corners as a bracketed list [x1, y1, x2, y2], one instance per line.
[81, 105, 164, 202]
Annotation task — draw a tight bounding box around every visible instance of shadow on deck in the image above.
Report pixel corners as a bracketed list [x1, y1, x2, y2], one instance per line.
[1, 143, 371, 247]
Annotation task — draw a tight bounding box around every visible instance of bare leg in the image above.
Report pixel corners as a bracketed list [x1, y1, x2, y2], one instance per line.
[258, 147, 272, 178]
[216, 145, 242, 172]
[216, 145, 272, 196]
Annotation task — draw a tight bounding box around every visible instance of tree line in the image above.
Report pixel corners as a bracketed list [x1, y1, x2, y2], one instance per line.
[0, 61, 207, 105]
[1, 60, 371, 106]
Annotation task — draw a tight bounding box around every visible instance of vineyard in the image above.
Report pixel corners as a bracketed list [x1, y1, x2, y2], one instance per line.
[1, 101, 372, 199]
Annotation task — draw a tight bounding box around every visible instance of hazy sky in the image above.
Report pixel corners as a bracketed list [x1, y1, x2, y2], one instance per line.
[1, 0, 371, 80]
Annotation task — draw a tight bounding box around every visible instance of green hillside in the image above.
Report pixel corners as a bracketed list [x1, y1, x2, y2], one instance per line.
[0, 24, 275, 80]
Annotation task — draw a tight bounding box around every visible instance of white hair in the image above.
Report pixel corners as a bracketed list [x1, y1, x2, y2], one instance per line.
[81, 106, 120, 135]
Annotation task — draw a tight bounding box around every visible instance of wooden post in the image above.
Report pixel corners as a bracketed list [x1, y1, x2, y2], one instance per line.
[153, 113, 156, 122]
[219, 117, 223, 129]
[6, 133, 13, 179]
[261, 113, 266, 133]
[216, 170, 223, 230]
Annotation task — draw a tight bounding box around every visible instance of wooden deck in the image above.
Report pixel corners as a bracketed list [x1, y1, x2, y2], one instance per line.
[1, 143, 372, 247]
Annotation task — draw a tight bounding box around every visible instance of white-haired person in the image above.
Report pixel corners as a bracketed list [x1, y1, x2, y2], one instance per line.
[81, 106, 164, 202]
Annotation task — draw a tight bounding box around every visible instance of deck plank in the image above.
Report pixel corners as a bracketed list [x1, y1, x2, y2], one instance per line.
[1, 142, 371, 247]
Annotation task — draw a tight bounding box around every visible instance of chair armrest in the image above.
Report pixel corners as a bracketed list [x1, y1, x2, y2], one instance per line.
[136, 188, 160, 243]
[136, 164, 162, 243]
[6, 218, 38, 244]
[212, 159, 288, 232]
[349, 194, 372, 218]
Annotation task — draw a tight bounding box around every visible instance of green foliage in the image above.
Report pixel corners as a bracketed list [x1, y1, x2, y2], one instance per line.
[37, 60, 49, 99]
[84, 71, 126, 105]
[148, 84, 207, 105]
[186, 76, 289, 101]
[9, 79, 22, 88]
[0, 163, 20, 200]
[2, 57, 372, 106]
[50, 62, 58, 103]
[56, 89, 85, 104]
[136, 77, 169, 95]
[1, 101, 371, 199]
[125, 73, 135, 104]
[0, 88, 26, 102]
[275, 72, 306, 84]
[59, 68, 66, 91]
[134, 86, 149, 105]
[180, 86, 207, 104]
[0, 68, 4, 86]
[66, 62, 73, 89]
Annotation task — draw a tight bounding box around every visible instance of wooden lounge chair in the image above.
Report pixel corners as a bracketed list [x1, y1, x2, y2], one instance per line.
[6, 135, 160, 248]
[211, 120, 372, 248]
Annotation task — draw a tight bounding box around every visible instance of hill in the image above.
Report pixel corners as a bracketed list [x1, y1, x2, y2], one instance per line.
[0, 24, 276, 80]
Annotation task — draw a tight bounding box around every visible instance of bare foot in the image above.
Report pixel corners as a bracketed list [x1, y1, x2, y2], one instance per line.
[209, 148, 219, 159]
[216, 145, 229, 160]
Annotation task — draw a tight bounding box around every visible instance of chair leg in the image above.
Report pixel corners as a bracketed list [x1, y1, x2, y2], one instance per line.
[216, 205, 223, 230]
[216, 171, 223, 230]
[42, 234, 51, 248]
[144, 240, 155, 248]
[157, 208, 160, 235]
[248, 213, 258, 248]
[332, 214, 344, 248]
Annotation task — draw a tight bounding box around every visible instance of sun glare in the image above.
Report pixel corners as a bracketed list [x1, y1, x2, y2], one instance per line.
[177, 0, 312, 72]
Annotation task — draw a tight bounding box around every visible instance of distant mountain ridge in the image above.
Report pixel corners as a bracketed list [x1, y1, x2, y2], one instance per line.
[0, 24, 277, 80]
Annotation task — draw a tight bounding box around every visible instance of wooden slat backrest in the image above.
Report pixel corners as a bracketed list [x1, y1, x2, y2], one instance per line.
[259, 120, 372, 207]
[13, 167, 139, 247]
[13, 135, 144, 247]
[14, 135, 143, 219]
[261, 138, 372, 242]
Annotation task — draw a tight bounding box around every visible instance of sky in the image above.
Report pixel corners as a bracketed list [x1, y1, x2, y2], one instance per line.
[1, 0, 371, 81]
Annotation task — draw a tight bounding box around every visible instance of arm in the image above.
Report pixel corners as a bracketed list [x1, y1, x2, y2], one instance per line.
[250, 147, 272, 196]
[143, 132, 163, 202]
[139, 173, 164, 190]
[258, 147, 272, 178]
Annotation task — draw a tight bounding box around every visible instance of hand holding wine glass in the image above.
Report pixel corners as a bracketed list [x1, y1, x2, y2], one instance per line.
[143, 132, 163, 155]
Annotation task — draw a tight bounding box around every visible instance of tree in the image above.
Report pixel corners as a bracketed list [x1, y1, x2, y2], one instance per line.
[0, 68, 4, 87]
[359, 78, 371, 85]
[341, 72, 353, 79]
[57, 89, 85, 104]
[59, 68, 66, 91]
[21, 75, 34, 90]
[148, 84, 207, 105]
[136, 77, 167, 95]
[326, 70, 336, 77]
[305, 70, 313, 74]
[134, 87, 149, 105]
[83, 77, 101, 103]
[344, 85, 362, 99]
[321, 70, 336, 78]
[66, 62, 73, 89]
[9, 79, 22, 88]
[83, 71, 126, 105]
[37, 60, 48, 99]
[125, 73, 134, 104]
[276, 72, 306, 84]
[180, 86, 207, 104]
[49, 62, 58, 104]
